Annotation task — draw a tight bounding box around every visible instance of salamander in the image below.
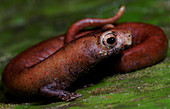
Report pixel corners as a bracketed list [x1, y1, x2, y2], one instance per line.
[2, 6, 168, 101]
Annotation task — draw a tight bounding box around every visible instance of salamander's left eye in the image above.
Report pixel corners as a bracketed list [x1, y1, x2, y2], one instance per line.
[101, 31, 117, 48]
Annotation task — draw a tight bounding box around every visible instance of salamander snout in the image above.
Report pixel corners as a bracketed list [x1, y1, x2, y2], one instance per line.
[124, 32, 132, 46]
[112, 29, 132, 51]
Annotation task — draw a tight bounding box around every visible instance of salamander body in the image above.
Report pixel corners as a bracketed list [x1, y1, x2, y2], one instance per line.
[2, 6, 168, 101]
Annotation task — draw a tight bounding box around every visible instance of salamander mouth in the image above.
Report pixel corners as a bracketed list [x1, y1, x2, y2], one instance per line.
[106, 45, 130, 56]
[122, 45, 130, 50]
[118, 45, 130, 52]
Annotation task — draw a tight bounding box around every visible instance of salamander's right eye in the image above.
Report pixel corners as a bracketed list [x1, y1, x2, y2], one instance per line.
[100, 31, 117, 48]
[106, 36, 116, 45]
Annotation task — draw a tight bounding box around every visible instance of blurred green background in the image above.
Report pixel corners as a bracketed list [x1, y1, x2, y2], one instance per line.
[0, 0, 169, 108]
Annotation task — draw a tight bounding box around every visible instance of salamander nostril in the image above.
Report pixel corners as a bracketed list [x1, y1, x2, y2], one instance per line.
[107, 37, 115, 44]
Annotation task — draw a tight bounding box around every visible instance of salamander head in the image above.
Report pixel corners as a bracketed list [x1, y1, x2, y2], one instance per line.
[96, 28, 132, 56]
[68, 27, 132, 61]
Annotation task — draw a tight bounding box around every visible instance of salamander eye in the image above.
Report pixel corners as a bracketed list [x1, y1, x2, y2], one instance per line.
[106, 37, 115, 44]
[101, 31, 117, 48]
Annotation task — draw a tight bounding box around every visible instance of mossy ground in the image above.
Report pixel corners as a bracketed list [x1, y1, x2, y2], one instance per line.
[0, 0, 169, 108]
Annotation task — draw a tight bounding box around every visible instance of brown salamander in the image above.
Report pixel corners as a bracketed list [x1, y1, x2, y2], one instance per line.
[2, 6, 168, 101]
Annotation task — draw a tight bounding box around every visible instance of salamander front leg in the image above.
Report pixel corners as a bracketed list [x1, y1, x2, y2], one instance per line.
[40, 82, 82, 102]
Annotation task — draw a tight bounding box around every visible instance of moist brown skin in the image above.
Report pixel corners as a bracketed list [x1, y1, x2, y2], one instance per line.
[64, 6, 168, 72]
[2, 6, 168, 101]
[2, 27, 132, 101]
[91, 22, 168, 74]
[113, 22, 168, 72]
